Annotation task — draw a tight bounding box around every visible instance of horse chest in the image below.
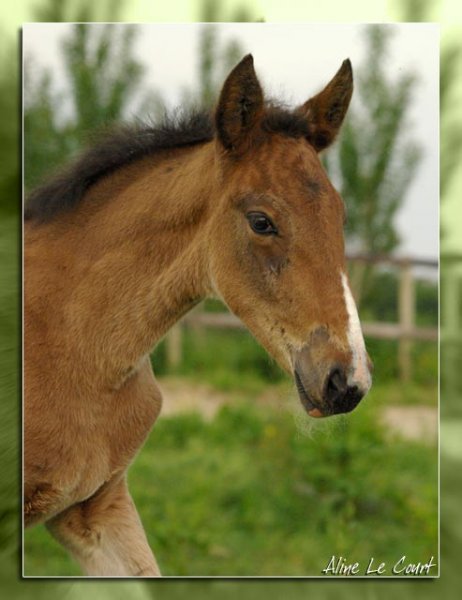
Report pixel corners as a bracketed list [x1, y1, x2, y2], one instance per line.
[104, 393, 158, 464]
[102, 366, 162, 472]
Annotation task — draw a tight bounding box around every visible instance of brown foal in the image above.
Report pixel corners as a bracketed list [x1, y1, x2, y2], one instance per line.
[24, 55, 372, 576]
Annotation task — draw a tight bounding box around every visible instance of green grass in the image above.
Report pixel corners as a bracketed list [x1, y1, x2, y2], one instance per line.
[24, 381, 438, 577]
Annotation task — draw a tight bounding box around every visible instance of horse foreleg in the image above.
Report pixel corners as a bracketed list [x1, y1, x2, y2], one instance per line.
[46, 474, 160, 577]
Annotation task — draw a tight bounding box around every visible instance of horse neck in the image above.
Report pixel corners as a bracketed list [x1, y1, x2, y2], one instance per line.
[46, 142, 217, 384]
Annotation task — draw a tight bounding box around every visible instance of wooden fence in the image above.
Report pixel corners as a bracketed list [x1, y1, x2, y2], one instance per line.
[165, 254, 438, 381]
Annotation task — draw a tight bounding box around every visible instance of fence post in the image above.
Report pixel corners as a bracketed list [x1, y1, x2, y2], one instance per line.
[166, 323, 183, 369]
[190, 302, 206, 343]
[398, 261, 415, 382]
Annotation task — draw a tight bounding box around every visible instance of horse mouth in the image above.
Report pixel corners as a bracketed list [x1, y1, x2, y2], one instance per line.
[294, 370, 325, 418]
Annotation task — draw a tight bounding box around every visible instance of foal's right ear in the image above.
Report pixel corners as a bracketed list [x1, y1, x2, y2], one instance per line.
[215, 54, 264, 154]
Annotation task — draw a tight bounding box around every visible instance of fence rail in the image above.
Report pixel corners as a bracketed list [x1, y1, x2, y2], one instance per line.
[166, 254, 439, 381]
[181, 312, 438, 342]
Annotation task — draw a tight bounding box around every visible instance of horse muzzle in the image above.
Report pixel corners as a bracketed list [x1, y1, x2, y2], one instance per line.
[294, 366, 366, 417]
[292, 328, 372, 418]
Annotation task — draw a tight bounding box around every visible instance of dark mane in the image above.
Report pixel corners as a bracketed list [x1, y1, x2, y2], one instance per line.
[25, 106, 311, 223]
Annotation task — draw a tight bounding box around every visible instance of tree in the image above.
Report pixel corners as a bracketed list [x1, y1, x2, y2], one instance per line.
[325, 25, 422, 301]
[180, 0, 260, 111]
[398, 0, 462, 203]
[32, 0, 125, 23]
[24, 23, 152, 190]
[24, 0, 262, 190]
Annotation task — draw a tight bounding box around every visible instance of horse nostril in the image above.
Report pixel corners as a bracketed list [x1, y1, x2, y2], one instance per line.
[325, 369, 364, 414]
[342, 385, 364, 412]
[326, 368, 347, 402]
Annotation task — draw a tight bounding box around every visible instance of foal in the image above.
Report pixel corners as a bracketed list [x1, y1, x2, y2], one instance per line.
[24, 55, 372, 576]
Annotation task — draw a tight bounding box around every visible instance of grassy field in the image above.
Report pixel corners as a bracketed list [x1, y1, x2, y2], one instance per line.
[24, 375, 438, 577]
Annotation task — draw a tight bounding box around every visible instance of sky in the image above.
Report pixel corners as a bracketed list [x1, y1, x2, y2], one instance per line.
[23, 22, 439, 262]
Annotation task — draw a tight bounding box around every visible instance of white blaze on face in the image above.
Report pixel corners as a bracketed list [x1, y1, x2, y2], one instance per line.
[341, 272, 372, 392]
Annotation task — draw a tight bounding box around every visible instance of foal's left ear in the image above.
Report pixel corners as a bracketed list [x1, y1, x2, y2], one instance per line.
[299, 59, 353, 152]
[215, 54, 264, 154]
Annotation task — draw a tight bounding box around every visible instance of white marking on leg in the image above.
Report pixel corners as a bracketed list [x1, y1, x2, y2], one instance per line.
[341, 272, 372, 392]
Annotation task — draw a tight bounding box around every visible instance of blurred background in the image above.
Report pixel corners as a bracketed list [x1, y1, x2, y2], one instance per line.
[0, 0, 460, 595]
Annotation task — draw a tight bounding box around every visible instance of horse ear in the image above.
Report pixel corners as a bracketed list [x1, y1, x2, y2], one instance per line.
[299, 59, 353, 152]
[215, 54, 264, 153]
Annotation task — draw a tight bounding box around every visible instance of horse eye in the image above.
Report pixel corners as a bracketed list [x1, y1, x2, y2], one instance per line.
[247, 212, 278, 235]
